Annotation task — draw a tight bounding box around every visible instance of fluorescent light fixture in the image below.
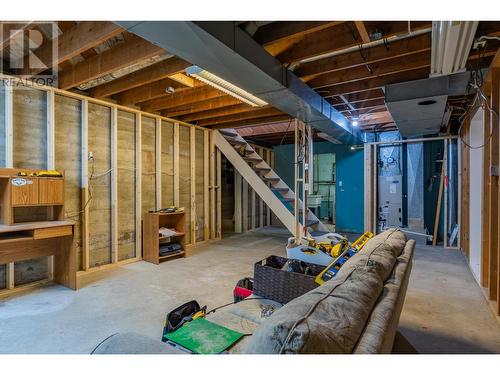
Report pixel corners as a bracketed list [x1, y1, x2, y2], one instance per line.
[185, 65, 268, 107]
[430, 21, 478, 77]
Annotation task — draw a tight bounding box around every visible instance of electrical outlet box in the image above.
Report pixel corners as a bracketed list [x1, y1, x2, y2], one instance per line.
[491, 165, 499, 177]
[88, 151, 94, 160]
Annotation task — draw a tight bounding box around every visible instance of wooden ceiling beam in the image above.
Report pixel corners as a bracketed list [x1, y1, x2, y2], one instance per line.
[254, 21, 344, 46]
[354, 21, 371, 44]
[161, 96, 242, 118]
[59, 34, 164, 90]
[321, 66, 431, 97]
[210, 114, 291, 129]
[308, 50, 431, 89]
[198, 107, 283, 127]
[178, 103, 255, 123]
[275, 22, 360, 64]
[89, 56, 190, 98]
[22, 21, 123, 76]
[341, 89, 385, 103]
[115, 78, 188, 105]
[142, 85, 227, 112]
[296, 33, 431, 79]
[277, 21, 430, 64]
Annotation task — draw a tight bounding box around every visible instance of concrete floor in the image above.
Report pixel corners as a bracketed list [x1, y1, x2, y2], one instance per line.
[0, 229, 499, 354]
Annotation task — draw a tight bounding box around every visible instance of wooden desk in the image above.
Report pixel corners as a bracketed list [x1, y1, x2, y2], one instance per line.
[0, 220, 77, 290]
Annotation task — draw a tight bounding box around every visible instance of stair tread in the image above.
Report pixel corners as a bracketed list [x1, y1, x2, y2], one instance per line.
[225, 137, 247, 146]
[219, 129, 238, 135]
[262, 176, 280, 181]
[244, 157, 262, 162]
[272, 187, 289, 192]
[254, 167, 271, 171]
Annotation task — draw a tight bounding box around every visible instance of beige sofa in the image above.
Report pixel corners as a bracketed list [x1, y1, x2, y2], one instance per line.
[93, 229, 415, 354]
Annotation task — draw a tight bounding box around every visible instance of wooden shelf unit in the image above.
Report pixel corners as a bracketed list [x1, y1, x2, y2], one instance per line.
[143, 212, 186, 264]
[0, 168, 65, 225]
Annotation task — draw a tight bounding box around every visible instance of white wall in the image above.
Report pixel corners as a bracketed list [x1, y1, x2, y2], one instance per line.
[469, 108, 484, 282]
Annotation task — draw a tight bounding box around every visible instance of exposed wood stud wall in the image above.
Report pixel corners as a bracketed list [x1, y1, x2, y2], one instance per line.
[190, 126, 196, 243]
[135, 113, 142, 258]
[111, 107, 118, 264]
[81, 99, 90, 271]
[0, 77, 217, 292]
[173, 122, 180, 207]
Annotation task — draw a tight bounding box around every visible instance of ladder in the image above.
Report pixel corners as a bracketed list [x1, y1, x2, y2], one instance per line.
[214, 129, 329, 236]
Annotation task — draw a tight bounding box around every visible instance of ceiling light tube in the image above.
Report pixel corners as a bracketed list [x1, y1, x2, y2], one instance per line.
[185, 65, 268, 107]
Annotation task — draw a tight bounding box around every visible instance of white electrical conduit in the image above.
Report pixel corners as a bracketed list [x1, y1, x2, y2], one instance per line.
[289, 26, 432, 71]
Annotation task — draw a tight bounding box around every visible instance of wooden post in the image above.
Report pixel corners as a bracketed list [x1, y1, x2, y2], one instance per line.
[46, 90, 55, 278]
[135, 113, 142, 259]
[173, 122, 180, 207]
[216, 148, 222, 239]
[110, 107, 118, 263]
[234, 171, 242, 233]
[155, 117, 162, 210]
[242, 179, 249, 232]
[209, 131, 216, 239]
[443, 139, 449, 247]
[81, 99, 90, 271]
[488, 68, 499, 303]
[4, 83, 14, 288]
[265, 149, 271, 227]
[190, 126, 196, 244]
[203, 130, 210, 241]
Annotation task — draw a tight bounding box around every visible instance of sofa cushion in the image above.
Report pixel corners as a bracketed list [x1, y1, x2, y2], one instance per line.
[242, 229, 408, 354]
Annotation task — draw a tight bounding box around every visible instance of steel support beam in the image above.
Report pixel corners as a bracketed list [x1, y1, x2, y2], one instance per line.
[116, 21, 360, 144]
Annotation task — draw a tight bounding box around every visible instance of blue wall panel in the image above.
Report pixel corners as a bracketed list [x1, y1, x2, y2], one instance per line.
[273, 141, 364, 233]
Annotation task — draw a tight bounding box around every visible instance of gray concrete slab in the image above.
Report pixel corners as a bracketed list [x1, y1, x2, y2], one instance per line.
[0, 229, 498, 354]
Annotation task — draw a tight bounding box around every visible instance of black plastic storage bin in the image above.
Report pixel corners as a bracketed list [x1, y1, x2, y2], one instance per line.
[253, 255, 324, 304]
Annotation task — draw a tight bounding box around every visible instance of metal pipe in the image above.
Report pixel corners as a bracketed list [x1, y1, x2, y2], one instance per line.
[368, 135, 458, 146]
[290, 27, 432, 71]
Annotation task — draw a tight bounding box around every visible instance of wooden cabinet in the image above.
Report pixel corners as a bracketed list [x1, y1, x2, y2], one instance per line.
[39, 179, 64, 204]
[11, 178, 39, 205]
[0, 168, 66, 225]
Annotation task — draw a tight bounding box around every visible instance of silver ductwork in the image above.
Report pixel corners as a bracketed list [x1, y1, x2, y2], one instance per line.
[116, 21, 361, 144]
[385, 71, 475, 138]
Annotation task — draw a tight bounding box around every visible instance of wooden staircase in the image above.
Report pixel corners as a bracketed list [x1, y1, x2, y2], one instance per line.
[214, 129, 329, 236]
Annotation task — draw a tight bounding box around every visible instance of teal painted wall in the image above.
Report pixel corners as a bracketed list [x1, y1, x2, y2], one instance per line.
[273, 142, 364, 233]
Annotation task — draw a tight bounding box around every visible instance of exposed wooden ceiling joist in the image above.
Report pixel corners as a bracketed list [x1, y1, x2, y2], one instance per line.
[178, 102, 254, 123]
[142, 85, 227, 112]
[354, 21, 371, 44]
[59, 34, 164, 90]
[90, 56, 190, 98]
[23, 21, 123, 76]
[115, 77, 188, 105]
[211, 114, 291, 129]
[295, 33, 431, 79]
[309, 50, 431, 89]
[253, 21, 344, 46]
[321, 66, 431, 97]
[198, 107, 283, 127]
[276, 21, 431, 65]
[161, 96, 242, 118]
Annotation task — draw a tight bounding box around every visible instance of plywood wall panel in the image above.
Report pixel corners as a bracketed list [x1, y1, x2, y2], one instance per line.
[161, 120, 174, 207]
[195, 129, 205, 242]
[88, 103, 112, 267]
[12, 87, 48, 283]
[179, 125, 191, 243]
[117, 110, 136, 261]
[55, 94, 83, 269]
[142, 116, 156, 215]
